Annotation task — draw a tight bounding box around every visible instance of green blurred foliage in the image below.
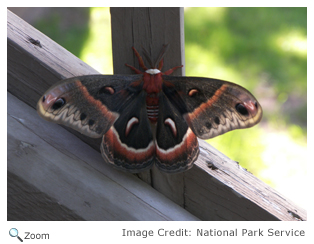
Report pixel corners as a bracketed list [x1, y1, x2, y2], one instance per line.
[34, 8, 91, 59]
[34, 7, 113, 74]
[185, 7, 306, 93]
[184, 7, 307, 176]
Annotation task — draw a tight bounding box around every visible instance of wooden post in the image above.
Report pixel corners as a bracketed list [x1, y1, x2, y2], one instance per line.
[110, 7, 187, 204]
[111, 7, 185, 76]
[7, 8, 306, 221]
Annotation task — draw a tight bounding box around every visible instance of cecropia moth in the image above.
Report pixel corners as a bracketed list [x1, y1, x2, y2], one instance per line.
[37, 45, 262, 173]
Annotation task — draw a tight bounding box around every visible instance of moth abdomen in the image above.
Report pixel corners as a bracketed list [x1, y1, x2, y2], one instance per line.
[146, 104, 159, 121]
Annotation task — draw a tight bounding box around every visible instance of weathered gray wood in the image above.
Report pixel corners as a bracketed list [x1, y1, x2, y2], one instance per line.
[7, 8, 307, 221]
[189, 141, 307, 221]
[111, 7, 186, 206]
[111, 7, 185, 76]
[7, 92, 200, 221]
[8, 171, 84, 221]
[7, 9, 102, 152]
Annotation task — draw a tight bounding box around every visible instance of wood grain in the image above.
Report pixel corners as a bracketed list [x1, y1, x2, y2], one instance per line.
[111, 7, 185, 76]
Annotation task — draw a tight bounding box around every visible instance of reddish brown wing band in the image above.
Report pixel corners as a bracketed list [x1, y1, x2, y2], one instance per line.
[155, 92, 199, 172]
[161, 75, 263, 140]
[37, 46, 262, 173]
[100, 90, 156, 172]
[37, 75, 143, 137]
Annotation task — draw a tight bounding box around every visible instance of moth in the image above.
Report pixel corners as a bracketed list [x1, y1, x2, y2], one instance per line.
[37, 45, 262, 173]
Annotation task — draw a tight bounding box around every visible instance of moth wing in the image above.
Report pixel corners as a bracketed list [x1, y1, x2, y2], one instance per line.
[155, 92, 199, 173]
[37, 75, 143, 138]
[162, 76, 263, 139]
[101, 90, 155, 173]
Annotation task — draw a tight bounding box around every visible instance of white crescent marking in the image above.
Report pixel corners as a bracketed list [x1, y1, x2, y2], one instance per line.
[125, 117, 139, 137]
[164, 118, 177, 137]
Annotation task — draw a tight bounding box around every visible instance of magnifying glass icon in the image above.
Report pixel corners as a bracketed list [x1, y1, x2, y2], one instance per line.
[9, 228, 23, 242]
